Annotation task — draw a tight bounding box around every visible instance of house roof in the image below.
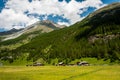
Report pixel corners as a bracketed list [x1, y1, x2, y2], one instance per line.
[59, 62, 63, 65]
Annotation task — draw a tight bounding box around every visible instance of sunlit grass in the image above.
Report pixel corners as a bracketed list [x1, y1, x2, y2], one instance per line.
[0, 66, 120, 80]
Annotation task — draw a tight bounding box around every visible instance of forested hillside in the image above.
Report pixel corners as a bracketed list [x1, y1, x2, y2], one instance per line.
[0, 3, 120, 64]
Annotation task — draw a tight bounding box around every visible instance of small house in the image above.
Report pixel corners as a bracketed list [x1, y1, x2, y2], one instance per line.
[77, 61, 89, 66]
[58, 62, 65, 66]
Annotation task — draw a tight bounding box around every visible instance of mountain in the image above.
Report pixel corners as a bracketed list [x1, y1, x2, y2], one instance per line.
[22, 20, 61, 34]
[0, 3, 120, 64]
[0, 28, 24, 36]
[0, 20, 64, 41]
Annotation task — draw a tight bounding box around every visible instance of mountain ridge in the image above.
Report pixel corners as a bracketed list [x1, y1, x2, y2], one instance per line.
[0, 28, 24, 36]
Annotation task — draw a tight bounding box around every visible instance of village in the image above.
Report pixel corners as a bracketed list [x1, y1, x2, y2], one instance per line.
[26, 61, 89, 66]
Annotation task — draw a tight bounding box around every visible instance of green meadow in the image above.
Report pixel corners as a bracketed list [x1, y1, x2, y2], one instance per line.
[0, 66, 120, 80]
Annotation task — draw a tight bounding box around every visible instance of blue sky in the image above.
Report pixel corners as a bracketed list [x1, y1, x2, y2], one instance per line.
[0, 0, 120, 32]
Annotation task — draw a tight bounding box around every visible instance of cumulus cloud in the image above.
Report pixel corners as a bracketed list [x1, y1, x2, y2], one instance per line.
[0, 0, 105, 30]
[0, 8, 39, 30]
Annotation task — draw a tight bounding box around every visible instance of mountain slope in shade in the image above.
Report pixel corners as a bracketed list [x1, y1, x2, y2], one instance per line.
[87, 2, 120, 26]
[0, 3, 120, 64]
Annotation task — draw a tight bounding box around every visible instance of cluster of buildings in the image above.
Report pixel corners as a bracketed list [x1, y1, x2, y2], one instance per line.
[26, 61, 89, 66]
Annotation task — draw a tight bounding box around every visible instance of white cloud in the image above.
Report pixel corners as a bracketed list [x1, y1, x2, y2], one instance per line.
[0, 8, 39, 30]
[0, 0, 105, 30]
[57, 21, 69, 26]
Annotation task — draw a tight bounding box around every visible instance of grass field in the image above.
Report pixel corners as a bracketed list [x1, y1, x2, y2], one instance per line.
[0, 66, 120, 80]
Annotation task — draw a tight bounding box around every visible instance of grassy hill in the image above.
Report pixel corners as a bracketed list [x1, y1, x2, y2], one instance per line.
[0, 3, 120, 65]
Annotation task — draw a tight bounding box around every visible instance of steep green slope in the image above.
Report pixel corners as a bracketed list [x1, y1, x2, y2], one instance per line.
[0, 3, 120, 64]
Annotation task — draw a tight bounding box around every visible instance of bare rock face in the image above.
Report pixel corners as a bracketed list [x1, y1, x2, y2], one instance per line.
[88, 34, 120, 43]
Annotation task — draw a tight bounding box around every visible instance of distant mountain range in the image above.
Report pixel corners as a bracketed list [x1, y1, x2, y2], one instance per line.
[0, 2, 120, 64]
[0, 20, 65, 41]
[0, 28, 23, 36]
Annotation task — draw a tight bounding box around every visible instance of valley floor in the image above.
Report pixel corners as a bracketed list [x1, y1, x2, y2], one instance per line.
[0, 66, 120, 80]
